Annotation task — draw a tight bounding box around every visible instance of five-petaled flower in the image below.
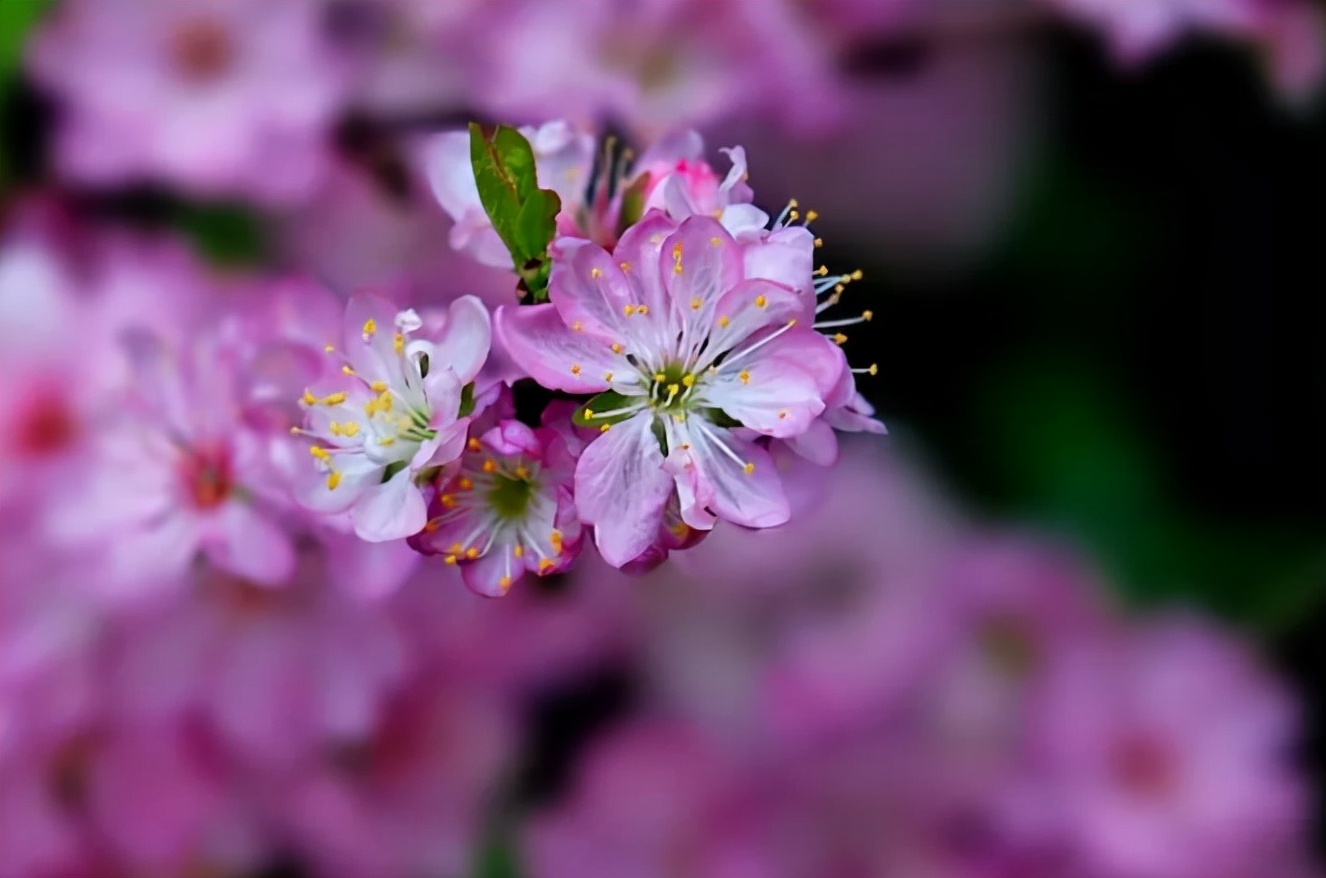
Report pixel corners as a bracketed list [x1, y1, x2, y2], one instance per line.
[496, 211, 844, 567]
[294, 293, 491, 543]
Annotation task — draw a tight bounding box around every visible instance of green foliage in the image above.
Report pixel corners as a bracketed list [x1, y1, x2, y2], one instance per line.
[176, 202, 268, 266]
[572, 391, 639, 428]
[459, 382, 478, 418]
[469, 123, 561, 303]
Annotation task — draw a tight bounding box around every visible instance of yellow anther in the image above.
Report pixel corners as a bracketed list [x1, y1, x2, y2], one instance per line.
[371, 381, 388, 393]
[584, 408, 596, 419]
[654, 372, 666, 383]
[850, 270, 864, 281]
[289, 426, 301, 435]
[342, 422, 359, 437]
[690, 297, 702, 311]
[604, 371, 614, 381]
[498, 575, 513, 592]
[324, 344, 335, 353]
[681, 374, 695, 387]
[302, 389, 316, 406]
[550, 530, 564, 551]
[467, 437, 482, 452]
[362, 318, 377, 338]
[444, 554, 458, 565]
[805, 210, 819, 223]
[465, 547, 480, 560]
[672, 242, 683, 258]
[787, 318, 798, 327]
[789, 210, 800, 221]
[670, 522, 690, 539]
[448, 543, 463, 555]
[591, 267, 602, 278]
[599, 423, 612, 433]
[514, 465, 531, 480]
[310, 446, 330, 461]
[814, 238, 823, 247]
[667, 383, 679, 396]
[816, 266, 829, 277]
[789, 198, 799, 208]
[570, 363, 582, 376]
[833, 333, 848, 345]
[622, 304, 636, 316]
[619, 261, 632, 272]
[393, 332, 404, 354]
[537, 557, 555, 574]
[637, 305, 649, 315]
[862, 310, 873, 321]
[341, 364, 355, 376]
[718, 315, 730, 328]
[743, 462, 756, 475]
[326, 471, 342, 490]
[611, 342, 624, 354]
[572, 321, 583, 332]
[709, 236, 722, 247]
[778, 410, 789, 420]
[739, 370, 751, 385]
[481, 459, 497, 474]
[377, 392, 392, 412]
[440, 494, 457, 508]
[423, 519, 439, 533]
[868, 363, 879, 376]
[513, 545, 524, 558]
[329, 421, 343, 436]
[378, 436, 396, 446]
[458, 477, 474, 490]
[754, 295, 767, 308]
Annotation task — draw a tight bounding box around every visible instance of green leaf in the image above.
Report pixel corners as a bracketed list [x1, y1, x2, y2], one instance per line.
[468, 122, 562, 303]
[176, 202, 267, 266]
[615, 172, 651, 237]
[458, 382, 477, 418]
[572, 391, 640, 428]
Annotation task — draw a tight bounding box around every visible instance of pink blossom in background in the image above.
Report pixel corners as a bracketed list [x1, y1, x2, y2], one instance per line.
[1021, 613, 1308, 878]
[26, 0, 348, 203]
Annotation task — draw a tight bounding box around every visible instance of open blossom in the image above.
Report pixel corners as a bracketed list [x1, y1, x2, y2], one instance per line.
[411, 416, 583, 597]
[26, 0, 347, 203]
[294, 294, 492, 543]
[496, 213, 844, 566]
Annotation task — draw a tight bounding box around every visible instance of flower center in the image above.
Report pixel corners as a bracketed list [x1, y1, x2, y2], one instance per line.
[180, 445, 233, 510]
[646, 361, 700, 412]
[168, 17, 235, 83]
[1109, 732, 1179, 799]
[486, 470, 536, 521]
[17, 393, 77, 456]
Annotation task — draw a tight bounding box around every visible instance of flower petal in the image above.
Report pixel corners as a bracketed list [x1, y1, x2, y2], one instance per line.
[744, 226, 816, 299]
[461, 541, 522, 598]
[205, 502, 297, 586]
[704, 354, 825, 438]
[613, 209, 681, 319]
[432, 295, 492, 385]
[494, 304, 621, 394]
[574, 411, 673, 567]
[662, 217, 744, 341]
[705, 278, 803, 357]
[351, 469, 427, 542]
[689, 423, 789, 528]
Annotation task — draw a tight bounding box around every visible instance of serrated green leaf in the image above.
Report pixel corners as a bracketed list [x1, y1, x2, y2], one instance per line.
[468, 122, 561, 303]
[572, 391, 641, 428]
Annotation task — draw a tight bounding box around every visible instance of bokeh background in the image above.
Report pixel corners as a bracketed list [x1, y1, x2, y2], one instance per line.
[0, 1, 1322, 877]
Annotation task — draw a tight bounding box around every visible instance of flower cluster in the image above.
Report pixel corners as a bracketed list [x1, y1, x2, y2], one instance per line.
[279, 122, 885, 585]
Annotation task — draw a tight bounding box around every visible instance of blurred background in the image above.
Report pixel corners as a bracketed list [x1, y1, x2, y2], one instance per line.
[0, 1, 1322, 877]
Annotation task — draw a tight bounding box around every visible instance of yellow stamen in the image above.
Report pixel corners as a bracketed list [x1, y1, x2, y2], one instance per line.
[572, 321, 583, 332]
[444, 554, 458, 565]
[326, 471, 341, 490]
[833, 333, 848, 345]
[458, 477, 474, 490]
[754, 295, 767, 308]
[611, 342, 624, 354]
[619, 261, 632, 272]
[393, 332, 404, 354]
[322, 392, 347, 406]
[465, 547, 480, 559]
[309, 446, 330, 461]
[467, 437, 482, 452]
[690, 297, 702, 311]
[599, 423, 611, 433]
[481, 459, 497, 474]
[371, 381, 388, 393]
[743, 462, 756, 475]
[681, 374, 695, 387]
[604, 372, 614, 381]
[341, 365, 355, 376]
[709, 236, 722, 247]
[302, 389, 317, 406]
[498, 575, 513, 592]
[622, 304, 636, 316]
[718, 315, 730, 328]
[739, 370, 751, 385]
[440, 494, 457, 508]
[570, 363, 582, 376]
[514, 465, 530, 480]
[513, 545, 524, 558]
[862, 310, 873, 321]
[591, 267, 602, 278]
[361, 318, 376, 338]
[537, 557, 555, 574]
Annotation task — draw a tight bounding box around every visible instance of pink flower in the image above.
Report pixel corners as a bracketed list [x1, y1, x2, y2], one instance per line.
[411, 416, 583, 597]
[293, 293, 492, 543]
[26, 0, 347, 203]
[497, 213, 845, 566]
[50, 326, 297, 601]
[1023, 614, 1308, 878]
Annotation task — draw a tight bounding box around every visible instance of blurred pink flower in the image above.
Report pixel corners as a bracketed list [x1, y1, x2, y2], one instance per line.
[27, 0, 348, 203]
[1021, 613, 1308, 878]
